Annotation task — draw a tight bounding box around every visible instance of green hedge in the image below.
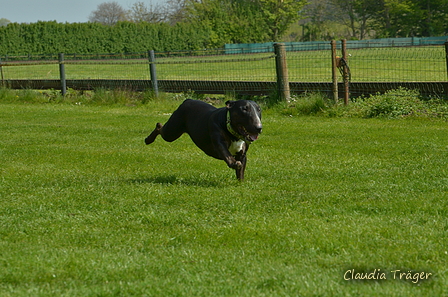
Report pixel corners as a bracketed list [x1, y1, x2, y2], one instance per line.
[0, 21, 211, 56]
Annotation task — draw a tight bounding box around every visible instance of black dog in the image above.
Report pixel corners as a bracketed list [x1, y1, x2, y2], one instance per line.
[145, 99, 262, 180]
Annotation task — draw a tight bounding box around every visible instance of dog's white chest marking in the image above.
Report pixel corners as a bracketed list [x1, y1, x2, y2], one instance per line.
[229, 140, 245, 155]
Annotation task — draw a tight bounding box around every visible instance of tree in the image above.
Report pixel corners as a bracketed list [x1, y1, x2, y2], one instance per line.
[89, 1, 128, 25]
[299, 0, 447, 40]
[185, 0, 306, 46]
[372, 0, 418, 37]
[129, 1, 165, 23]
[165, 0, 189, 24]
[185, 0, 270, 46]
[353, 0, 379, 39]
[0, 18, 11, 27]
[411, 0, 448, 36]
[329, 0, 379, 39]
[301, 0, 334, 41]
[369, 0, 448, 37]
[256, 0, 308, 41]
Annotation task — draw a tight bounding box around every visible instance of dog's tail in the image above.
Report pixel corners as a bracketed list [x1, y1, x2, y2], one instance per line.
[145, 123, 163, 145]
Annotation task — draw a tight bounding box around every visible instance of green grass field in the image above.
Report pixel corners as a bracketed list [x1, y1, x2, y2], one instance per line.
[1, 45, 445, 82]
[1, 98, 447, 296]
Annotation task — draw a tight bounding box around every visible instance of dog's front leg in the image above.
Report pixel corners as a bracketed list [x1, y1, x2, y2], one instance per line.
[212, 133, 242, 170]
[219, 143, 246, 181]
[234, 151, 247, 181]
[224, 153, 243, 170]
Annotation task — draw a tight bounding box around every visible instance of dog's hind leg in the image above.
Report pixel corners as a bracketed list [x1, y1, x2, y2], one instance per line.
[145, 108, 187, 144]
[145, 123, 163, 144]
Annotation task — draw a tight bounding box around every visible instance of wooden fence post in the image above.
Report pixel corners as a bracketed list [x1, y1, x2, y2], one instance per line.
[0, 57, 4, 87]
[445, 42, 448, 98]
[341, 39, 349, 105]
[331, 40, 338, 104]
[58, 53, 66, 96]
[445, 42, 448, 79]
[274, 43, 290, 101]
[148, 50, 159, 97]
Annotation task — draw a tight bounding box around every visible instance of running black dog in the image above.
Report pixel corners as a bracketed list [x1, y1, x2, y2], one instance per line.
[145, 99, 262, 180]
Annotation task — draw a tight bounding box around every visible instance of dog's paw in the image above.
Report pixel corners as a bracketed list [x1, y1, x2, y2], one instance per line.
[230, 161, 242, 170]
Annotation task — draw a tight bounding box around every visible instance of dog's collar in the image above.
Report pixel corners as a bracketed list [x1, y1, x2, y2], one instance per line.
[226, 110, 252, 144]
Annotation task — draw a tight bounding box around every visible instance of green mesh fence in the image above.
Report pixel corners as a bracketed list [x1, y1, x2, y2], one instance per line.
[154, 55, 276, 81]
[284, 43, 447, 83]
[0, 41, 447, 96]
[0, 50, 276, 81]
[345, 46, 446, 82]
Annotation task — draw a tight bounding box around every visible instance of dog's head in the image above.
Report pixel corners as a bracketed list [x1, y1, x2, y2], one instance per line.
[226, 100, 262, 143]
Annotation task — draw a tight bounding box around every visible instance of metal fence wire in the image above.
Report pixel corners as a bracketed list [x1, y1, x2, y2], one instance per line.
[1, 40, 447, 98]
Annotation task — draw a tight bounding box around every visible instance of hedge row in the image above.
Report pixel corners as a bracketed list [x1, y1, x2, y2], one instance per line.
[0, 21, 212, 56]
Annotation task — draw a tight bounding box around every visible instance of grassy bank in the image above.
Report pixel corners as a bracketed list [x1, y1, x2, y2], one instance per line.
[0, 94, 447, 295]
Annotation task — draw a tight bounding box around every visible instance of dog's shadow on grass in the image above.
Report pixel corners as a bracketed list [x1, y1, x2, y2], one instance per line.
[128, 175, 223, 188]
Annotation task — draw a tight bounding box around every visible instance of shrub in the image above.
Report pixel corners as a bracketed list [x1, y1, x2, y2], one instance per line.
[0, 21, 211, 56]
[347, 88, 427, 118]
[277, 88, 448, 119]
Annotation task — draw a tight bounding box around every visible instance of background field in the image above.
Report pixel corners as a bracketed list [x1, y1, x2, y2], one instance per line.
[1, 100, 447, 296]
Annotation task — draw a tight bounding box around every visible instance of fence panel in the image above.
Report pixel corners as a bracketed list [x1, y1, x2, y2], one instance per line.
[1, 39, 447, 98]
[153, 48, 276, 82]
[346, 45, 446, 82]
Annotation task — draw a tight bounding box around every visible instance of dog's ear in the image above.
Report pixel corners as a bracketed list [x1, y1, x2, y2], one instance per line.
[225, 100, 236, 109]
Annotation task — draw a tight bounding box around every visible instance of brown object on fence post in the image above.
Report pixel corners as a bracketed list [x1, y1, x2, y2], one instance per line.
[58, 53, 66, 96]
[331, 40, 338, 104]
[274, 43, 290, 101]
[341, 39, 350, 105]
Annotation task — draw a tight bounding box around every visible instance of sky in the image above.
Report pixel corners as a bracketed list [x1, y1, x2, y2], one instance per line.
[1, 0, 166, 24]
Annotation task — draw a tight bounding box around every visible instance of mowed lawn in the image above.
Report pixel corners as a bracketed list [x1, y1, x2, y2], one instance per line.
[0, 101, 447, 296]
